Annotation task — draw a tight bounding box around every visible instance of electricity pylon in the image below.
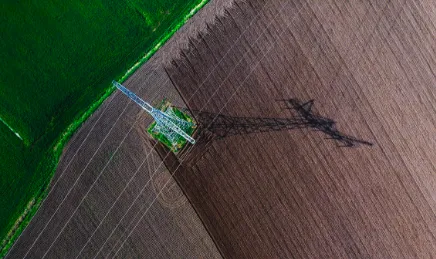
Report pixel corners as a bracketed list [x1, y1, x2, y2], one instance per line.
[112, 81, 196, 145]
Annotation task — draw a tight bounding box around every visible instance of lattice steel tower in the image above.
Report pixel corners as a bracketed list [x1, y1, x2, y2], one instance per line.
[112, 81, 196, 146]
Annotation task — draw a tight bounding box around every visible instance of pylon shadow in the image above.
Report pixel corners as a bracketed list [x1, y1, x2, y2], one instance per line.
[184, 99, 373, 148]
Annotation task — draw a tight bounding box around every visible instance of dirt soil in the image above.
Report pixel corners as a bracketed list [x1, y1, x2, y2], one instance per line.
[165, 0, 436, 258]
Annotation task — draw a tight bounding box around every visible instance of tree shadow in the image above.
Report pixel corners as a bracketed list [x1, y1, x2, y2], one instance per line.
[185, 99, 373, 148]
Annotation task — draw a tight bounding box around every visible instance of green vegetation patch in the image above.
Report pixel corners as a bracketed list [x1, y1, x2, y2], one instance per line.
[148, 100, 196, 153]
[0, 0, 207, 257]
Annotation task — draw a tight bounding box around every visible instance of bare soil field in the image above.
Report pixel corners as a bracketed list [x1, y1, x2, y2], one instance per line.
[165, 0, 436, 257]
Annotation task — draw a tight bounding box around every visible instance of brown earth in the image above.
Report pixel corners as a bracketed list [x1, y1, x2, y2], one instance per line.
[165, 0, 436, 258]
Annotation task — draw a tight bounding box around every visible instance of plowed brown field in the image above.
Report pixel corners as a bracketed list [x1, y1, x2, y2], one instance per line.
[166, 0, 436, 257]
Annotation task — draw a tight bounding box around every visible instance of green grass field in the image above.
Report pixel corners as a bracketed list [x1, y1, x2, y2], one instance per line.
[0, 0, 207, 256]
